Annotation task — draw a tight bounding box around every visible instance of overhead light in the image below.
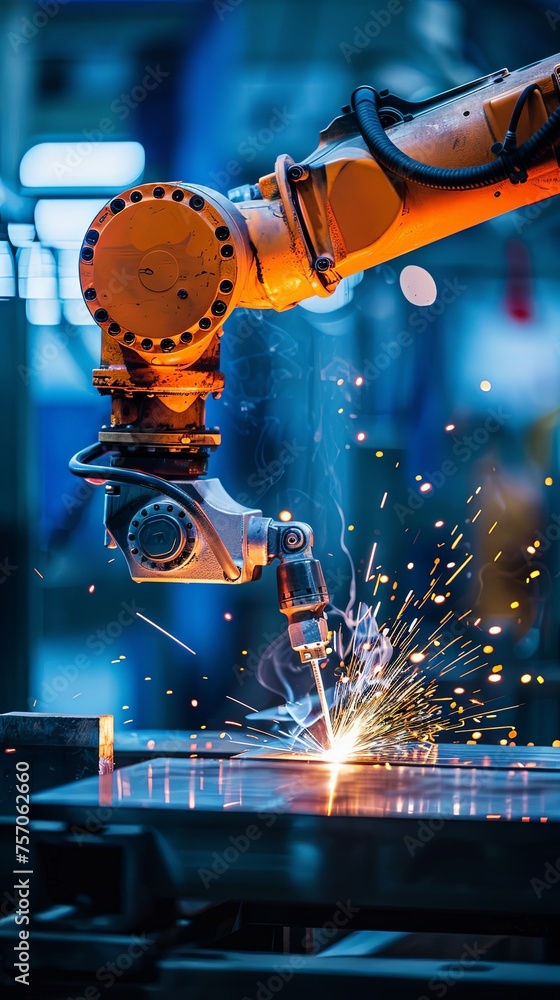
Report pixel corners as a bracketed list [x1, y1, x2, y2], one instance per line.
[20, 141, 145, 190]
[26, 299, 61, 326]
[7, 223, 35, 247]
[0, 242, 16, 298]
[58, 248, 82, 299]
[18, 245, 57, 299]
[399, 264, 437, 306]
[35, 199, 106, 248]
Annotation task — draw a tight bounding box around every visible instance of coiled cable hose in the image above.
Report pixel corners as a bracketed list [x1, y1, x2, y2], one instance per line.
[351, 83, 560, 191]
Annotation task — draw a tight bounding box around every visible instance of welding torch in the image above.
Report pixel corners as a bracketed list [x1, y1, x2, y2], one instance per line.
[70, 444, 334, 743]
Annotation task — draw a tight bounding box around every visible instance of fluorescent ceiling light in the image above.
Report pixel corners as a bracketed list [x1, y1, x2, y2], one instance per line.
[35, 199, 106, 249]
[0, 243, 16, 298]
[18, 245, 57, 299]
[20, 141, 145, 189]
[26, 299, 61, 326]
[8, 223, 35, 247]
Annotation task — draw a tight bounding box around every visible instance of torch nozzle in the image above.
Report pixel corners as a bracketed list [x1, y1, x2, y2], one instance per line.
[310, 657, 335, 749]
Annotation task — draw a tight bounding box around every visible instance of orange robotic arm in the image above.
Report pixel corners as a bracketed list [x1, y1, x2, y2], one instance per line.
[75, 53, 560, 461]
[69, 52, 560, 673]
[240, 54, 560, 311]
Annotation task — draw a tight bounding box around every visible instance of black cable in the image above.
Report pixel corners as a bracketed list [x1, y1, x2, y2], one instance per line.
[351, 82, 560, 191]
[69, 442, 241, 581]
[507, 83, 541, 137]
[490, 84, 543, 184]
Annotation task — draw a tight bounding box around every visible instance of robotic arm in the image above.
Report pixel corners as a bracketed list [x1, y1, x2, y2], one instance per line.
[70, 51, 560, 708]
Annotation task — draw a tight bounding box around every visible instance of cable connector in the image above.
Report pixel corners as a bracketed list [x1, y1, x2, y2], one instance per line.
[490, 137, 528, 185]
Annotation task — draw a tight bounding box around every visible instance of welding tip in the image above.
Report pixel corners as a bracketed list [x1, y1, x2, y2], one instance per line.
[310, 658, 335, 749]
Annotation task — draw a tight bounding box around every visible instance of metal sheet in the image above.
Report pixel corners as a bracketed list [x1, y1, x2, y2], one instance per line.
[31, 748, 560, 920]
[113, 731, 560, 770]
[33, 749, 560, 821]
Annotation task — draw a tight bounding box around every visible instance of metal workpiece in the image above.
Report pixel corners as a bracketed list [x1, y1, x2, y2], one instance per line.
[30, 750, 560, 927]
[32, 748, 560, 819]
[0, 713, 113, 751]
[0, 713, 114, 809]
[110, 731, 560, 770]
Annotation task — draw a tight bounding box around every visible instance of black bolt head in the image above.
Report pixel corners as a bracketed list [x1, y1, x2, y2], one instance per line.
[288, 165, 305, 181]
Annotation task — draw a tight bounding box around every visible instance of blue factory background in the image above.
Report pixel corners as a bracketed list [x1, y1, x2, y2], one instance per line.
[1, 0, 560, 747]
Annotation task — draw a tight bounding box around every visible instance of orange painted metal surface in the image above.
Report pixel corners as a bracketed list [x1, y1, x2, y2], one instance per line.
[79, 53, 560, 460]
